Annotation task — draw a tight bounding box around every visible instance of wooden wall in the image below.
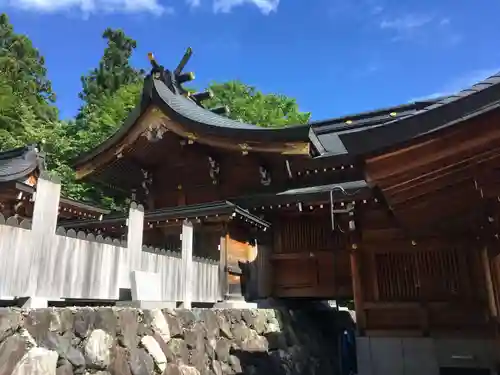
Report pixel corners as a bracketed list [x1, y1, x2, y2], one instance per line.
[270, 211, 352, 299]
[354, 205, 492, 337]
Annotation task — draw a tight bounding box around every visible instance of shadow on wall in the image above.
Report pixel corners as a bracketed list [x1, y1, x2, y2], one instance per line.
[225, 305, 340, 375]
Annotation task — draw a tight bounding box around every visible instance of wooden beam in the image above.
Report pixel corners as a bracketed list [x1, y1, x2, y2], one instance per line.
[366, 112, 500, 185]
[350, 244, 366, 335]
[180, 220, 194, 308]
[384, 147, 500, 204]
[482, 246, 498, 319]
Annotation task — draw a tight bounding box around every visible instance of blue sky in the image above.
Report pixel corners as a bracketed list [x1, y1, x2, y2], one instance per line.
[2, 0, 500, 121]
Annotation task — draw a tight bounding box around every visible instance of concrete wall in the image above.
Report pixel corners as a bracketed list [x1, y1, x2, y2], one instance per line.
[357, 337, 497, 375]
[0, 307, 336, 374]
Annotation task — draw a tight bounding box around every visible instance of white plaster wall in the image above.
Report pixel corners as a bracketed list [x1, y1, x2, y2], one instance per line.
[357, 337, 496, 375]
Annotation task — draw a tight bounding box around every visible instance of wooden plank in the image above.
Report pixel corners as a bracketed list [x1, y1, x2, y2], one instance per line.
[366, 112, 500, 185]
[390, 180, 481, 227]
[31, 174, 62, 297]
[481, 246, 498, 318]
[180, 220, 194, 308]
[127, 203, 145, 280]
[385, 145, 500, 194]
[351, 245, 366, 334]
[386, 149, 500, 205]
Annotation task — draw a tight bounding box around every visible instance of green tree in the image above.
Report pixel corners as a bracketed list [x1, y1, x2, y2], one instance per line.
[75, 80, 143, 154]
[78, 28, 144, 107]
[0, 13, 57, 128]
[204, 80, 311, 127]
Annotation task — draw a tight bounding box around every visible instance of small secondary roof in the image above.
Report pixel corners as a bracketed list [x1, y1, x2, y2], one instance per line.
[0, 144, 45, 182]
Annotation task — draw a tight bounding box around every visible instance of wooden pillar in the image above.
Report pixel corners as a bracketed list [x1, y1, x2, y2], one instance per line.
[350, 243, 366, 335]
[180, 220, 194, 308]
[30, 172, 61, 298]
[482, 245, 498, 319]
[127, 202, 145, 275]
[219, 231, 228, 301]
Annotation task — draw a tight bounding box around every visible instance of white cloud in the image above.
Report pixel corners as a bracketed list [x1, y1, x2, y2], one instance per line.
[380, 14, 434, 32]
[186, 0, 201, 7]
[212, 0, 279, 14]
[439, 17, 450, 26]
[3, 0, 171, 15]
[411, 68, 500, 101]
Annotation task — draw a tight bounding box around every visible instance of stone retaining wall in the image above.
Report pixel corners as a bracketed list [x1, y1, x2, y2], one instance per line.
[0, 307, 336, 374]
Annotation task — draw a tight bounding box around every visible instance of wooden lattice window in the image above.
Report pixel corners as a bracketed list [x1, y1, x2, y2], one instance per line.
[277, 217, 346, 253]
[375, 248, 468, 301]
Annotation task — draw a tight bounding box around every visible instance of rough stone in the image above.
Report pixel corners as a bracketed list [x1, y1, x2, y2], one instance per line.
[94, 309, 117, 337]
[24, 309, 53, 343]
[84, 329, 114, 369]
[0, 307, 337, 375]
[12, 347, 58, 375]
[110, 346, 132, 375]
[42, 331, 85, 367]
[177, 310, 196, 327]
[224, 310, 241, 324]
[240, 335, 268, 352]
[128, 348, 154, 375]
[165, 313, 183, 338]
[215, 338, 231, 362]
[184, 323, 204, 350]
[163, 364, 201, 375]
[216, 316, 232, 339]
[251, 313, 267, 335]
[58, 309, 75, 333]
[199, 310, 218, 339]
[0, 333, 31, 375]
[228, 355, 242, 373]
[204, 337, 216, 359]
[116, 309, 140, 349]
[74, 309, 96, 338]
[220, 361, 233, 375]
[141, 335, 167, 372]
[211, 360, 223, 375]
[266, 332, 288, 351]
[147, 309, 171, 344]
[189, 350, 208, 372]
[264, 317, 281, 334]
[165, 338, 189, 363]
[56, 360, 74, 375]
[231, 322, 251, 344]
[0, 309, 22, 342]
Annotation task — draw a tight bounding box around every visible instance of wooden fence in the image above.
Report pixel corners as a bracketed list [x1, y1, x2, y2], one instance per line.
[0, 174, 220, 304]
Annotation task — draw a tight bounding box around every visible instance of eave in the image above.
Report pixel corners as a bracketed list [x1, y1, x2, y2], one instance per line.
[59, 200, 271, 231]
[0, 144, 44, 183]
[73, 74, 312, 181]
[315, 72, 500, 159]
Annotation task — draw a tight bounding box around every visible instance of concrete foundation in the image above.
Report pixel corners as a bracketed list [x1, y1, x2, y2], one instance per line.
[115, 300, 177, 309]
[357, 337, 497, 375]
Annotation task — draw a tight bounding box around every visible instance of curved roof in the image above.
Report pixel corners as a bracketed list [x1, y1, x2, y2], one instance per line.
[73, 48, 500, 172]
[73, 63, 311, 169]
[0, 144, 44, 183]
[314, 72, 500, 158]
[152, 78, 310, 142]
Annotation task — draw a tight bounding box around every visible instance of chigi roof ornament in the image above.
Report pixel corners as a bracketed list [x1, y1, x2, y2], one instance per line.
[147, 48, 230, 117]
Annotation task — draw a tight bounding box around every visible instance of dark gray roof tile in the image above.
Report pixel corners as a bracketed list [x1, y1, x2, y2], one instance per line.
[0, 145, 43, 183]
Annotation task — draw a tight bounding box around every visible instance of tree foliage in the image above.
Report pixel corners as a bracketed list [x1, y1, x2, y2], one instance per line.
[0, 14, 56, 124]
[0, 13, 311, 210]
[205, 81, 311, 127]
[78, 28, 144, 107]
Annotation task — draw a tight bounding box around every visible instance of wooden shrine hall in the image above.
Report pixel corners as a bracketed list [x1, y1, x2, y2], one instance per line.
[0, 144, 110, 221]
[65, 49, 500, 374]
